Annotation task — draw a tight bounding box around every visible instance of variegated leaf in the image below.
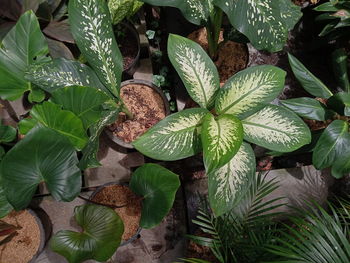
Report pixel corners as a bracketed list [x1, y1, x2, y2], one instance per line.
[214, 0, 302, 52]
[242, 104, 311, 152]
[69, 0, 123, 96]
[202, 113, 243, 172]
[25, 58, 109, 96]
[133, 108, 208, 161]
[108, 0, 143, 25]
[215, 65, 286, 118]
[140, 0, 213, 25]
[208, 142, 255, 217]
[168, 34, 220, 109]
[31, 101, 89, 150]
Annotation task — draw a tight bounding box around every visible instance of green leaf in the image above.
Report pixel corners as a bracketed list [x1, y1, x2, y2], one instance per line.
[51, 86, 110, 129]
[327, 92, 350, 117]
[0, 124, 16, 143]
[130, 164, 180, 229]
[133, 108, 208, 161]
[69, 0, 123, 97]
[18, 118, 38, 135]
[201, 113, 243, 173]
[281, 97, 334, 121]
[1, 127, 81, 210]
[28, 86, 46, 103]
[0, 11, 50, 100]
[139, 0, 213, 25]
[314, 2, 339, 12]
[108, 0, 143, 25]
[331, 150, 350, 179]
[79, 109, 119, 170]
[313, 120, 350, 170]
[0, 185, 13, 219]
[168, 34, 219, 109]
[288, 53, 333, 99]
[50, 204, 124, 263]
[242, 104, 311, 152]
[31, 101, 88, 150]
[26, 58, 108, 96]
[208, 142, 255, 217]
[332, 48, 350, 92]
[215, 65, 286, 118]
[214, 0, 302, 52]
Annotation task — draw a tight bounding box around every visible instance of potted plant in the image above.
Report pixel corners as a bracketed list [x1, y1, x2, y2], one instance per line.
[50, 163, 181, 263]
[133, 34, 311, 217]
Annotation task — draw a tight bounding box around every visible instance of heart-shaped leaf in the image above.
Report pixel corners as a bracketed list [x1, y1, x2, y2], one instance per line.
[242, 104, 311, 152]
[133, 108, 208, 161]
[1, 127, 81, 210]
[214, 0, 302, 52]
[168, 34, 220, 109]
[215, 65, 286, 118]
[313, 120, 350, 170]
[208, 142, 255, 217]
[31, 101, 88, 150]
[69, 0, 123, 97]
[50, 204, 124, 263]
[130, 164, 180, 229]
[0, 123, 16, 143]
[201, 113, 243, 172]
[51, 86, 110, 129]
[0, 11, 50, 100]
[288, 53, 333, 99]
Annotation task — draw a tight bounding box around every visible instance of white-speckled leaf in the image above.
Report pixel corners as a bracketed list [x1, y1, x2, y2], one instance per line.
[25, 58, 109, 95]
[215, 65, 286, 118]
[208, 142, 255, 217]
[140, 0, 213, 25]
[242, 104, 311, 152]
[168, 34, 219, 109]
[69, 0, 123, 96]
[133, 108, 208, 161]
[202, 113, 243, 172]
[214, 0, 302, 52]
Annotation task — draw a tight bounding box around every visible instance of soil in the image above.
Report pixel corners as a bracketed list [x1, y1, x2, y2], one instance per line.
[186, 230, 219, 263]
[108, 84, 166, 143]
[188, 27, 248, 83]
[0, 210, 41, 263]
[115, 25, 139, 71]
[91, 185, 142, 241]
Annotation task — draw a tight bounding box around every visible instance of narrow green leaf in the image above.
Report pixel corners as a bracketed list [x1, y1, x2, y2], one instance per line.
[288, 53, 333, 99]
[242, 104, 311, 152]
[69, 0, 123, 96]
[50, 204, 124, 263]
[313, 120, 350, 170]
[332, 48, 350, 92]
[201, 113, 243, 172]
[214, 0, 302, 52]
[133, 108, 208, 161]
[1, 127, 81, 210]
[281, 97, 334, 121]
[31, 101, 88, 150]
[327, 92, 350, 117]
[130, 164, 180, 229]
[215, 65, 286, 118]
[314, 2, 339, 12]
[208, 142, 255, 217]
[168, 34, 220, 109]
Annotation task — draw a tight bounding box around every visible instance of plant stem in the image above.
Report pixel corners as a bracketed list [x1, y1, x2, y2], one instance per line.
[78, 195, 127, 209]
[120, 101, 133, 119]
[206, 6, 223, 60]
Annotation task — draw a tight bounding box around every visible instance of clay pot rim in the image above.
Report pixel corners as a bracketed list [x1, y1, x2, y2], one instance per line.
[105, 79, 171, 149]
[89, 182, 142, 246]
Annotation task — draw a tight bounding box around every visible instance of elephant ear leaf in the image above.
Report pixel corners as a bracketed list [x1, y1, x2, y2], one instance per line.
[1, 127, 81, 210]
[130, 164, 180, 229]
[168, 34, 220, 109]
[50, 204, 124, 263]
[0, 123, 16, 143]
[69, 0, 123, 96]
[0, 10, 50, 100]
[214, 0, 302, 52]
[0, 186, 13, 219]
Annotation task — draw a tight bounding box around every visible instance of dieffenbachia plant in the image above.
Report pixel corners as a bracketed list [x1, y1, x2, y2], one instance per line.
[281, 52, 350, 179]
[108, 0, 143, 25]
[139, 0, 302, 57]
[133, 35, 311, 216]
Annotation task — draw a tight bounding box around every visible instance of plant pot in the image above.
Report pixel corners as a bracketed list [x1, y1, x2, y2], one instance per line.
[105, 79, 171, 149]
[114, 21, 141, 80]
[90, 182, 142, 246]
[0, 209, 46, 263]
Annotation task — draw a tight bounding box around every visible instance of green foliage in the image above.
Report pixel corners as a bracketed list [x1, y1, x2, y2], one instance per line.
[108, 0, 143, 25]
[50, 204, 124, 263]
[134, 35, 310, 216]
